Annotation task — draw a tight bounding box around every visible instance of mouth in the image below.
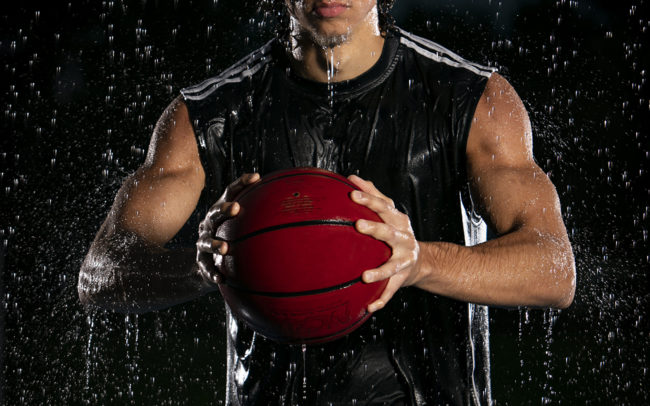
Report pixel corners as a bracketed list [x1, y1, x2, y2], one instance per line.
[313, 2, 349, 18]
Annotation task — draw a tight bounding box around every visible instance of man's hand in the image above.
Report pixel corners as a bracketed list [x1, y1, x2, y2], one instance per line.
[348, 174, 422, 313]
[196, 173, 261, 285]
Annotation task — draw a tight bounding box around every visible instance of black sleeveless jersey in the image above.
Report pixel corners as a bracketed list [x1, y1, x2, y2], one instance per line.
[182, 28, 494, 406]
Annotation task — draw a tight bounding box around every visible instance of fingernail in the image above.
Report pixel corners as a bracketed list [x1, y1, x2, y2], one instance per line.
[351, 190, 363, 200]
[357, 219, 369, 231]
[363, 271, 374, 283]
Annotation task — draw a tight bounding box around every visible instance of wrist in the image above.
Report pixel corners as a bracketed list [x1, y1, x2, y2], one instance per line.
[413, 241, 465, 293]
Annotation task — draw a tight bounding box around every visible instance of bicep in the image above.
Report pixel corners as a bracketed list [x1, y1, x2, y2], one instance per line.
[466, 73, 566, 236]
[104, 97, 205, 246]
[468, 164, 566, 236]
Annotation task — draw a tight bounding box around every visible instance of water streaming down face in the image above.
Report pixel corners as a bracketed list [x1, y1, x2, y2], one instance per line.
[0, 0, 648, 404]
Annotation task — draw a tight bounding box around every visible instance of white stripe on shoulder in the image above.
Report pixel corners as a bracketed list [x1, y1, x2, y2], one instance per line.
[398, 29, 495, 77]
[399, 29, 494, 72]
[182, 41, 274, 101]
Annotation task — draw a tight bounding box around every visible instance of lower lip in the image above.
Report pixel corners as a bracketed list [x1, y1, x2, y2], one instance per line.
[315, 5, 347, 18]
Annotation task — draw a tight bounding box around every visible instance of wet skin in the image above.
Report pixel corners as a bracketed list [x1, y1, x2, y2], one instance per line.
[286, 0, 379, 42]
[286, 0, 385, 82]
[78, 0, 575, 313]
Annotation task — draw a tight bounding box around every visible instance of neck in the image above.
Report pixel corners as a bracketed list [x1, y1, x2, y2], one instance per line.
[288, 10, 385, 83]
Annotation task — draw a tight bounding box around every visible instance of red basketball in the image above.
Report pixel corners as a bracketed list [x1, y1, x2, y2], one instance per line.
[215, 167, 391, 344]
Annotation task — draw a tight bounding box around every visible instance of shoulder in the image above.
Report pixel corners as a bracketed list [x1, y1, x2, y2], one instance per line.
[180, 39, 277, 103]
[394, 28, 495, 79]
[466, 73, 533, 168]
[144, 96, 202, 173]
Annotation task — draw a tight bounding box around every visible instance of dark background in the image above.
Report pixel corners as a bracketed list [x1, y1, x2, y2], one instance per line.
[1, 0, 648, 404]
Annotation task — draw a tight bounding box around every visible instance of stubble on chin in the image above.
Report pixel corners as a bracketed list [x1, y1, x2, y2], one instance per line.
[310, 31, 349, 48]
[290, 15, 351, 49]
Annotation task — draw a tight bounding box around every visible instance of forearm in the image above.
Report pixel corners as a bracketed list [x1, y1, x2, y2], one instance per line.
[415, 228, 575, 308]
[78, 230, 215, 313]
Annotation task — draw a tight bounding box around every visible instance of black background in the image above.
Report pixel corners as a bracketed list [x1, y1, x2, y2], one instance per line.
[1, 0, 648, 404]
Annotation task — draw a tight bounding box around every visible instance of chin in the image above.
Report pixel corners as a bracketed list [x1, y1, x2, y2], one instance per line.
[308, 21, 353, 46]
[290, 15, 352, 48]
[310, 31, 350, 47]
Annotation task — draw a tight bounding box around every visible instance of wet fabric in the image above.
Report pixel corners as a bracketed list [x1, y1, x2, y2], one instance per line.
[182, 28, 493, 406]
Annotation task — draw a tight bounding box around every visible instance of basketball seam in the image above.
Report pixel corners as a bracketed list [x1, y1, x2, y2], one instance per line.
[223, 276, 363, 297]
[230, 219, 356, 244]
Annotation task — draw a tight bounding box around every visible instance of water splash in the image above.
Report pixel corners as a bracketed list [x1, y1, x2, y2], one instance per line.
[301, 344, 308, 402]
[1, 0, 647, 404]
[84, 314, 95, 392]
[325, 46, 336, 110]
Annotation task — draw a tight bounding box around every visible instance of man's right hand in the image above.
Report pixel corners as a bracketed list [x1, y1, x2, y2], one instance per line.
[196, 173, 261, 285]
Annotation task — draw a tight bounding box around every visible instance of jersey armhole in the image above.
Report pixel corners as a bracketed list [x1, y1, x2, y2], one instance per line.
[457, 71, 494, 239]
[180, 95, 224, 205]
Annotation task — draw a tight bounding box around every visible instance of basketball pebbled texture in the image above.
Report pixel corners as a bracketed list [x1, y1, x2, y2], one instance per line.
[215, 167, 391, 344]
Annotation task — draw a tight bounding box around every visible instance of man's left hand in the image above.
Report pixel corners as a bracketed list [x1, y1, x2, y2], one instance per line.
[348, 175, 423, 313]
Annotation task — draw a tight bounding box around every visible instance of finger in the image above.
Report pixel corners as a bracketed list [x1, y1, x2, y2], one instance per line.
[347, 175, 394, 207]
[351, 191, 402, 221]
[356, 219, 410, 244]
[224, 173, 260, 201]
[362, 255, 408, 283]
[206, 201, 240, 221]
[201, 203, 240, 237]
[367, 274, 406, 313]
[197, 236, 228, 255]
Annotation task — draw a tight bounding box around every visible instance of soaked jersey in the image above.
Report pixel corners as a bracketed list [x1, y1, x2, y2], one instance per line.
[182, 28, 494, 406]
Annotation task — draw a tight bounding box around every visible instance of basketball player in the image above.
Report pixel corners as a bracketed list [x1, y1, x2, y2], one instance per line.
[79, 0, 576, 404]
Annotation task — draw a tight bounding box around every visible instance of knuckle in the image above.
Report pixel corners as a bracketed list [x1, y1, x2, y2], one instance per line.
[206, 208, 218, 219]
[197, 239, 208, 252]
[199, 218, 213, 230]
[209, 205, 225, 218]
[216, 202, 230, 213]
[402, 256, 414, 269]
[377, 264, 391, 278]
[411, 242, 419, 254]
[386, 206, 399, 216]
